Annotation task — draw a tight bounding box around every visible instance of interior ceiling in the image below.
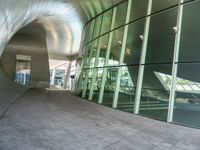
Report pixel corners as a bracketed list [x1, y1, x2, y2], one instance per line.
[0, 0, 124, 60]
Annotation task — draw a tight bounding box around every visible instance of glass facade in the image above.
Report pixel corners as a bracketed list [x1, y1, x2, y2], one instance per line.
[75, 0, 200, 129]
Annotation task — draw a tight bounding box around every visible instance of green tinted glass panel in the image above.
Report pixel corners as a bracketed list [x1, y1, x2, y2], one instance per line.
[98, 34, 109, 67]
[152, 0, 178, 13]
[145, 7, 177, 64]
[84, 44, 92, 69]
[114, 2, 127, 29]
[139, 64, 172, 121]
[108, 27, 124, 66]
[85, 68, 93, 99]
[79, 69, 86, 96]
[124, 19, 145, 65]
[82, 28, 88, 47]
[93, 15, 103, 39]
[117, 66, 139, 113]
[179, 1, 200, 62]
[183, 0, 192, 2]
[130, 0, 148, 22]
[91, 67, 104, 103]
[101, 67, 118, 107]
[100, 9, 112, 35]
[173, 63, 200, 129]
[88, 20, 95, 42]
[88, 40, 98, 68]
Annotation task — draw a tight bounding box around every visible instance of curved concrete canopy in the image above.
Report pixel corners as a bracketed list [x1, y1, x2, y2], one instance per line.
[0, 0, 124, 59]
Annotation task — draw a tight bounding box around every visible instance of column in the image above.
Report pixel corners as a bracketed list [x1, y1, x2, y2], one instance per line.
[113, 0, 132, 108]
[134, 0, 152, 114]
[167, 0, 183, 122]
[63, 61, 72, 90]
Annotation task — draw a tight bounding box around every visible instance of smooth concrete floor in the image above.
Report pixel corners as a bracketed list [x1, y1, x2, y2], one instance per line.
[1, 89, 200, 150]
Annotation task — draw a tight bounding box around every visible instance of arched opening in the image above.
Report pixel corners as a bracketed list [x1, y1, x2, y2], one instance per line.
[1, 22, 50, 89]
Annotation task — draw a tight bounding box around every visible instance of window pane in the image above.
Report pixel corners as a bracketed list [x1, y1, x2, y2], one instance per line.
[88, 20, 95, 42]
[139, 64, 172, 121]
[91, 67, 104, 103]
[179, 1, 200, 62]
[107, 27, 124, 66]
[124, 19, 145, 65]
[93, 15, 103, 39]
[84, 44, 92, 68]
[100, 9, 112, 35]
[152, 0, 178, 13]
[117, 66, 139, 113]
[130, 0, 148, 22]
[145, 7, 177, 64]
[183, 0, 193, 3]
[89, 40, 98, 68]
[114, 2, 127, 29]
[74, 69, 84, 95]
[83, 25, 89, 46]
[84, 68, 93, 99]
[173, 63, 200, 129]
[99, 34, 109, 67]
[78, 69, 86, 96]
[101, 67, 118, 107]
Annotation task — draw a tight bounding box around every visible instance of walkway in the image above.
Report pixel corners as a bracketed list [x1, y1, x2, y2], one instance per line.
[0, 89, 200, 150]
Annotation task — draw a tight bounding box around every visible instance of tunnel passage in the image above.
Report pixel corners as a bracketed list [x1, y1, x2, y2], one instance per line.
[0, 22, 50, 118]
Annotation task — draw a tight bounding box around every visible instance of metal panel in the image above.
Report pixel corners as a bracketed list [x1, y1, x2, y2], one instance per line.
[0, 0, 124, 59]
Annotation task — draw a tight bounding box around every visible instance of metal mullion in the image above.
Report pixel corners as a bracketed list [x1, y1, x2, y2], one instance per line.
[88, 18, 104, 100]
[167, 0, 183, 123]
[81, 43, 94, 98]
[112, 0, 132, 108]
[98, 7, 117, 104]
[134, 0, 152, 114]
[81, 16, 98, 98]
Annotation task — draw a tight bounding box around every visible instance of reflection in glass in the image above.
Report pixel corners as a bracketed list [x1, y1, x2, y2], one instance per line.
[124, 19, 145, 65]
[87, 20, 95, 42]
[152, 0, 178, 13]
[79, 69, 87, 96]
[101, 67, 118, 107]
[91, 68, 104, 103]
[130, 0, 148, 22]
[86, 40, 98, 69]
[100, 9, 112, 35]
[117, 66, 139, 113]
[114, 2, 127, 29]
[173, 63, 200, 128]
[145, 7, 177, 64]
[93, 15, 103, 39]
[74, 69, 83, 96]
[139, 64, 172, 121]
[108, 27, 124, 66]
[179, 1, 200, 62]
[84, 68, 93, 99]
[98, 34, 109, 67]
[84, 44, 92, 69]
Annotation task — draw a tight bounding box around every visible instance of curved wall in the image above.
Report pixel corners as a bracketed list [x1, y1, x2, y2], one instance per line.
[1, 26, 50, 88]
[0, 61, 27, 118]
[0, 23, 50, 118]
[76, 0, 200, 129]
